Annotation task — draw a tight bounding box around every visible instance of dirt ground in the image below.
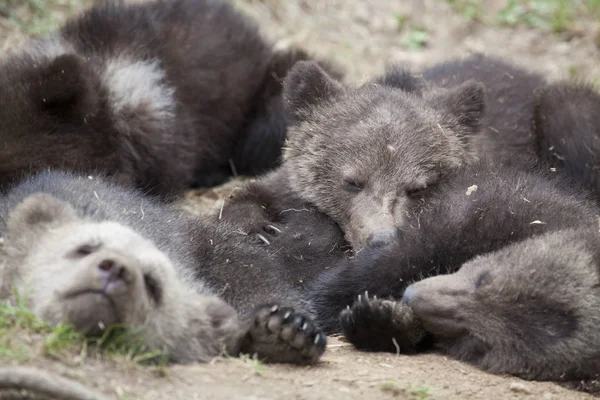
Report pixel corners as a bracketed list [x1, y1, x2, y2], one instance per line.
[1, 0, 600, 399]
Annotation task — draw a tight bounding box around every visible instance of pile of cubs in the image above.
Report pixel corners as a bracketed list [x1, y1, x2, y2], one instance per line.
[1, 0, 600, 397]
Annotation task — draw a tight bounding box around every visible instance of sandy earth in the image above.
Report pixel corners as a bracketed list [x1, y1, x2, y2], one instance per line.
[1, 0, 600, 399]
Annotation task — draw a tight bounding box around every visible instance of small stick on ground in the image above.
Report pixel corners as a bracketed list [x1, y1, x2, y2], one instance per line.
[0, 367, 111, 400]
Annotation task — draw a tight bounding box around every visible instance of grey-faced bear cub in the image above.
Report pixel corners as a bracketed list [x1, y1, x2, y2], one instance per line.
[0, 171, 327, 365]
[0, 0, 340, 195]
[281, 55, 544, 249]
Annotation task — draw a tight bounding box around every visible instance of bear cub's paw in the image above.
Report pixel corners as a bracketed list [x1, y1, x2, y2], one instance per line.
[340, 292, 427, 354]
[242, 304, 326, 364]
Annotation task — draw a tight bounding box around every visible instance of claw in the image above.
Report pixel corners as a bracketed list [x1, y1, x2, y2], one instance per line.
[265, 224, 282, 234]
[302, 322, 308, 331]
[256, 233, 271, 245]
[283, 311, 292, 320]
[346, 305, 351, 311]
[358, 294, 362, 302]
[314, 335, 321, 345]
[365, 290, 369, 300]
[270, 305, 279, 313]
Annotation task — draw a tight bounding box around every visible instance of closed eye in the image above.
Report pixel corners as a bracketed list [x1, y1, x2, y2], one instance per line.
[343, 177, 364, 192]
[71, 243, 101, 258]
[405, 186, 426, 198]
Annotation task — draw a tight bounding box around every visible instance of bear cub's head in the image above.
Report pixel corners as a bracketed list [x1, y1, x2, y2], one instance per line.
[402, 228, 600, 380]
[282, 61, 485, 249]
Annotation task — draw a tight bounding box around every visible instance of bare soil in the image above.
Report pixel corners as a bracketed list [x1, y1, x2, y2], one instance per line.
[1, 0, 600, 399]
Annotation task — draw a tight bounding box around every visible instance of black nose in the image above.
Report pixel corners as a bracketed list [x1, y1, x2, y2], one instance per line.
[367, 229, 398, 247]
[97, 259, 127, 283]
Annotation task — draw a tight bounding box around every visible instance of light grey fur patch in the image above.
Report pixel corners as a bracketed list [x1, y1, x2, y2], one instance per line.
[14, 36, 74, 63]
[101, 56, 176, 127]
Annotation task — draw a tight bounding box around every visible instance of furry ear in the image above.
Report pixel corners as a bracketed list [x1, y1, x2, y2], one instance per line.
[32, 54, 97, 119]
[428, 80, 486, 135]
[283, 60, 345, 123]
[7, 193, 78, 235]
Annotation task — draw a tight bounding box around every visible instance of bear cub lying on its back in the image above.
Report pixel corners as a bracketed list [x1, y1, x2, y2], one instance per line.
[0, 172, 327, 365]
[0, 0, 341, 195]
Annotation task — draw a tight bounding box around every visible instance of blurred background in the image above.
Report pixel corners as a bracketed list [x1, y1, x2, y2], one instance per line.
[1, 0, 599, 83]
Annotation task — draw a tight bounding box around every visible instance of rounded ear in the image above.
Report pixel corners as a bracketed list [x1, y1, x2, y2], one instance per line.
[32, 54, 98, 119]
[7, 193, 78, 235]
[428, 80, 486, 136]
[282, 60, 345, 123]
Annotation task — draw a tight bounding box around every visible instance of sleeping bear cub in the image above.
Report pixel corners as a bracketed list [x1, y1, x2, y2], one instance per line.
[0, 172, 326, 365]
[281, 55, 543, 249]
[0, 0, 340, 194]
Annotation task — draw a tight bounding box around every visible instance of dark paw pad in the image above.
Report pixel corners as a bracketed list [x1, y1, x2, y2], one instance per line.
[340, 292, 427, 354]
[243, 305, 326, 364]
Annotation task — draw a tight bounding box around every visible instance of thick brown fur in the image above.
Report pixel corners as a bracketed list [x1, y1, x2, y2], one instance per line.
[402, 227, 600, 382]
[308, 157, 598, 333]
[534, 81, 600, 199]
[307, 157, 600, 383]
[0, 0, 341, 195]
[282, 60, 485, 248]
[213, 165, 351, 294]
[0, 171, 327, 365]
[422, 54, 545, 161]
[281, 55, 544, 248]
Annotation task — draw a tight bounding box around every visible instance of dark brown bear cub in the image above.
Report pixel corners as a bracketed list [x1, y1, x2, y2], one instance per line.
[281, 56, 544, 249]
[0, 0, 340, 195]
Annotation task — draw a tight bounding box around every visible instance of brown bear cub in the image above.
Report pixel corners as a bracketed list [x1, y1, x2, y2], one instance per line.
[308, 157, 600, 382]
[0, 0, 340, 195]
[401, 227, 600, 383]
[0, 171, 327, 365]
[281, 55, 544, 249]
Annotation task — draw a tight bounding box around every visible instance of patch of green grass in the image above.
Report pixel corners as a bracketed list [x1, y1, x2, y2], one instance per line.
[446, 0, 483, 21]
[43, 322, 84, 359]
[394, 13, 408, 31]
[239, 353, 268, 377]
[401, 25, 430, 50]
[0, 0, 87, 37]
[0, 289, 167, 367]
[446, 0, 600, 35]
[497, 0, 599, 33]
[379, 380, 431, 399]
[0, 290, 48, 332]
[409, 383, 431, 400]
[92, 324, 168, 365]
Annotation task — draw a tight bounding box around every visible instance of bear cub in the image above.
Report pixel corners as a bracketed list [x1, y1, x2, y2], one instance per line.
[309, 158, 600, 382]
[0, 171, 327, 365]
[0, 0, 340, 195]
[281, 55, 544, 249]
